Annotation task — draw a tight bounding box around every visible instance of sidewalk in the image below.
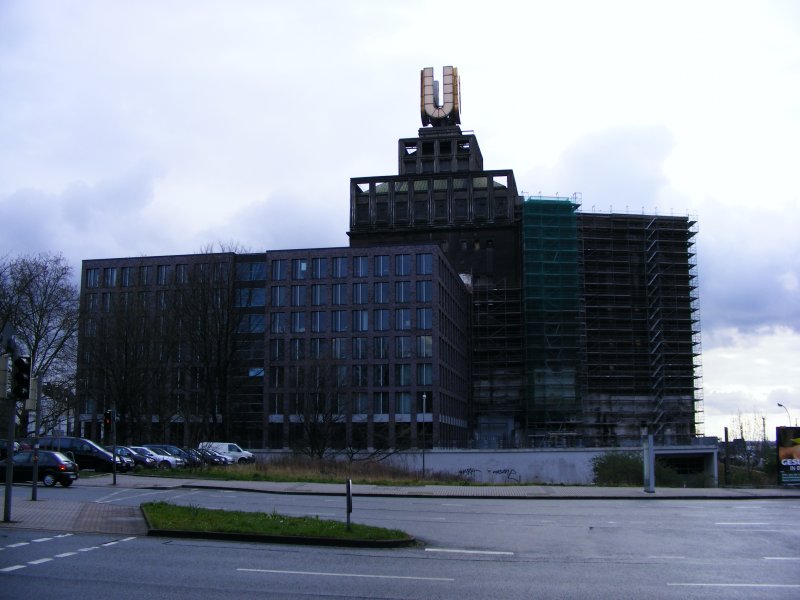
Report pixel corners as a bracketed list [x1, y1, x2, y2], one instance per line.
[3, 473, 799, 536]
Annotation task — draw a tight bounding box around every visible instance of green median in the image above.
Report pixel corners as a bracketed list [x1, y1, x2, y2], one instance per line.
[141, 501, 414, 546]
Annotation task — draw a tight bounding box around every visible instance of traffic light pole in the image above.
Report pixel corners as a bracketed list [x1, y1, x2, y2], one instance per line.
[2, 353, 14, 523]
[30, 377, 41, 501]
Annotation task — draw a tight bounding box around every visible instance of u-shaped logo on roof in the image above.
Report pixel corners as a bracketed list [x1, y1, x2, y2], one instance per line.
[420, 66, 461, 127]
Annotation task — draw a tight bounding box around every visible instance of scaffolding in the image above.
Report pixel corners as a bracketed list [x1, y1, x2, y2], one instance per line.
[522, 197, 584, 447]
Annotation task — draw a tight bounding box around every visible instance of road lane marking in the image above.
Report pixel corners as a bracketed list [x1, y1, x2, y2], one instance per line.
[764, 557, 800, 560]
[55, 552, 77, 558]
[28, 558, 53, 565]
[1, 565, 26, 572]
[715, 522, 769, 525]
[32, 538, 52, 543]
[7, 543, 29, 548]
[648, 556, 686, 559]
[426, 548, 514, 556]
[668, 583, 800, 588]
[238, 568, 453, 582]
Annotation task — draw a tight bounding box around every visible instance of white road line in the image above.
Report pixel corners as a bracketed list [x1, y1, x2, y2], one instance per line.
[426, 548, 514, 556]
[101, 541, 119, 547]
[7, 543, 29, 548]
[1, 565, 26, 573]
[441, 503, 465, 507]
[78, 546, 100, 552]
[715, 522, 769, 526]
[55, 552, 77, 558]
[648, 556, 686, 560]
[32, 538, 52, 543]
[238, 568, 454, 582]
[28, 558, 53, 565]
[668, 583, 800, 588]
[764, 557, 800, 560]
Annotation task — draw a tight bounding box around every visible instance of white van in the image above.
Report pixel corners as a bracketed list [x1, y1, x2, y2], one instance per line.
[198, 442, 254, 464]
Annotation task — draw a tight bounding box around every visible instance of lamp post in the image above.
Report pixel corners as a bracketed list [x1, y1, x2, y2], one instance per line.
[777, 403, 792, 426]
[421, 393, 426, 480]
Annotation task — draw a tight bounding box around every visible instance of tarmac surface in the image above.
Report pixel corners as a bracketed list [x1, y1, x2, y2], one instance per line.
[2, 473, 799, 538]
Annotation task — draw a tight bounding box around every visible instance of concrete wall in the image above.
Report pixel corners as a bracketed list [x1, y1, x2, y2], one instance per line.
[253, 445, 718, 485]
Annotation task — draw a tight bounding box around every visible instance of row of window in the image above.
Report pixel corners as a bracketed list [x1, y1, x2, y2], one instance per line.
[239, 307, 433, 334]
[264, 363, 433, 388]
[238, 280, 433, 308]
[265, 335, 433, 361]
[266, 391, 431, 416]
[85, 253, 435, 288]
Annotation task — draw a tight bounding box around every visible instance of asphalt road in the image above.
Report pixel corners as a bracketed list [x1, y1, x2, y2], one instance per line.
[1, 484, 798, 599]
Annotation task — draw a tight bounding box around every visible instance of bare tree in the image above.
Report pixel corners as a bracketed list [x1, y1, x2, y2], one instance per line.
[0, 253, 79, 436]
[292, 361, 347, 459]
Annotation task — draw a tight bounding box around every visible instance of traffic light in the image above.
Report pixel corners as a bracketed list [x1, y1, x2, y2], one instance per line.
[103, 410, 113, 427]
[11, 355, 31, 400]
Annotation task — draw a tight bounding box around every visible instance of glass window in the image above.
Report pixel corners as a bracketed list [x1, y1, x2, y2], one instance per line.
[104, 267, 117, 287]
[395, 281, 410, 303]
[270, 286, 287, 307]
[417, 363, 433, 385]
[157, 265, 169, 285]
[239, 314, 265, 334]
[176, 264, 188, 284]
[332, 283, 347, 305]
[353, 256, 368, 277]
[373, 392, 389, 415]
[138, 265, 151, 286]
[374, 255, 389, 277]
[291, 312, 306, 333]
[352, 337, 368, 359]
[292, 258, 307, 280]
[396, 308, 411, 330]
[310, 338, 325, 359]
[352, 364, 368, 387]
[249, 367, 264, 378]
[236, 288, 265, 307]
[86, 268, 100, 288]
[416, 253, 433, 275]
[374, 336, 389, 359]
[416, 280, 432, 302]
[270, 339, 284, 361]
[311, 284, 326, 306]
[353, 282, 369, 304]
[395, 254, 411, 276]
[417, 335, 433, 357]
[86, 293, 98, 312]
[416, 307, 432, 330]
[290, 338, 304, 360]
[236, 262, 266, 281]
[352, 309, 368, 332]
[269, 366, 284, 388]
[311, 257, 327, 279]
[121, 266, 133, 287]
[373, 364, 389, 387]
[269, 313, 286, 333]
[311, 310, 326, 332]
[395, 363, 411, 386]
[271, 259, 287, 280]
[395, 336, 412, 358]
[332, 337, 347, 359]
[374, 309, 390, 331]
[395, 391, 412, 414]
[354, 392, 369, 413]
[291, 285, 306, 307]
[332, 310, 348, 332]
[374, 282, 389, 304]
[332, 256, 347, 278]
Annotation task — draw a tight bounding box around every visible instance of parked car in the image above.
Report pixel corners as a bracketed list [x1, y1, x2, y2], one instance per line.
[104, 446, 139, 471]
[35, 436, 126, 472]
[0, 450, 79, 487]
[198, 442, 255, 464]
[114, 445, 157, 469]
[131, 446, 183, 469]
[195, 447, 231, 465]
[144, 444, 200, 468]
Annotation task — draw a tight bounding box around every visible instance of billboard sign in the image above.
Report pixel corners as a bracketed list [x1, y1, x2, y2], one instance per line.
[777, 426, 800, 485]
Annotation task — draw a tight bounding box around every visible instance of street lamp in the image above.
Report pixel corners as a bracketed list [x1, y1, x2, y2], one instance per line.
[777, 403, 792, 426]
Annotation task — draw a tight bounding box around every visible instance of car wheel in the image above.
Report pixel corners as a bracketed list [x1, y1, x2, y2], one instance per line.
[238, 458, 247, 464]
[159, 461, 171, 470]
[61, 479, 73, 487]
[42, 472, 57, 487]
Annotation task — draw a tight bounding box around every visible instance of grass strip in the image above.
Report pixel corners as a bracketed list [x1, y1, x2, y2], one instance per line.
[141, 501, 411, 541]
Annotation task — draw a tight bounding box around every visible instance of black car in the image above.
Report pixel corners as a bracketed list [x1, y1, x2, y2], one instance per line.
[36, 436, 124, 472]
[113, 445, 156, 469]
[0, 450, 79, 487]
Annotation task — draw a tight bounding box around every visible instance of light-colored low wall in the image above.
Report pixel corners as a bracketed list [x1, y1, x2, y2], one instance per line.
[253, 445, 718, 485]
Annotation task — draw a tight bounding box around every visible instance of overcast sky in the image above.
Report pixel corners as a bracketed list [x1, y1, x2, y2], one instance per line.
[2, 0, 798, 441]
